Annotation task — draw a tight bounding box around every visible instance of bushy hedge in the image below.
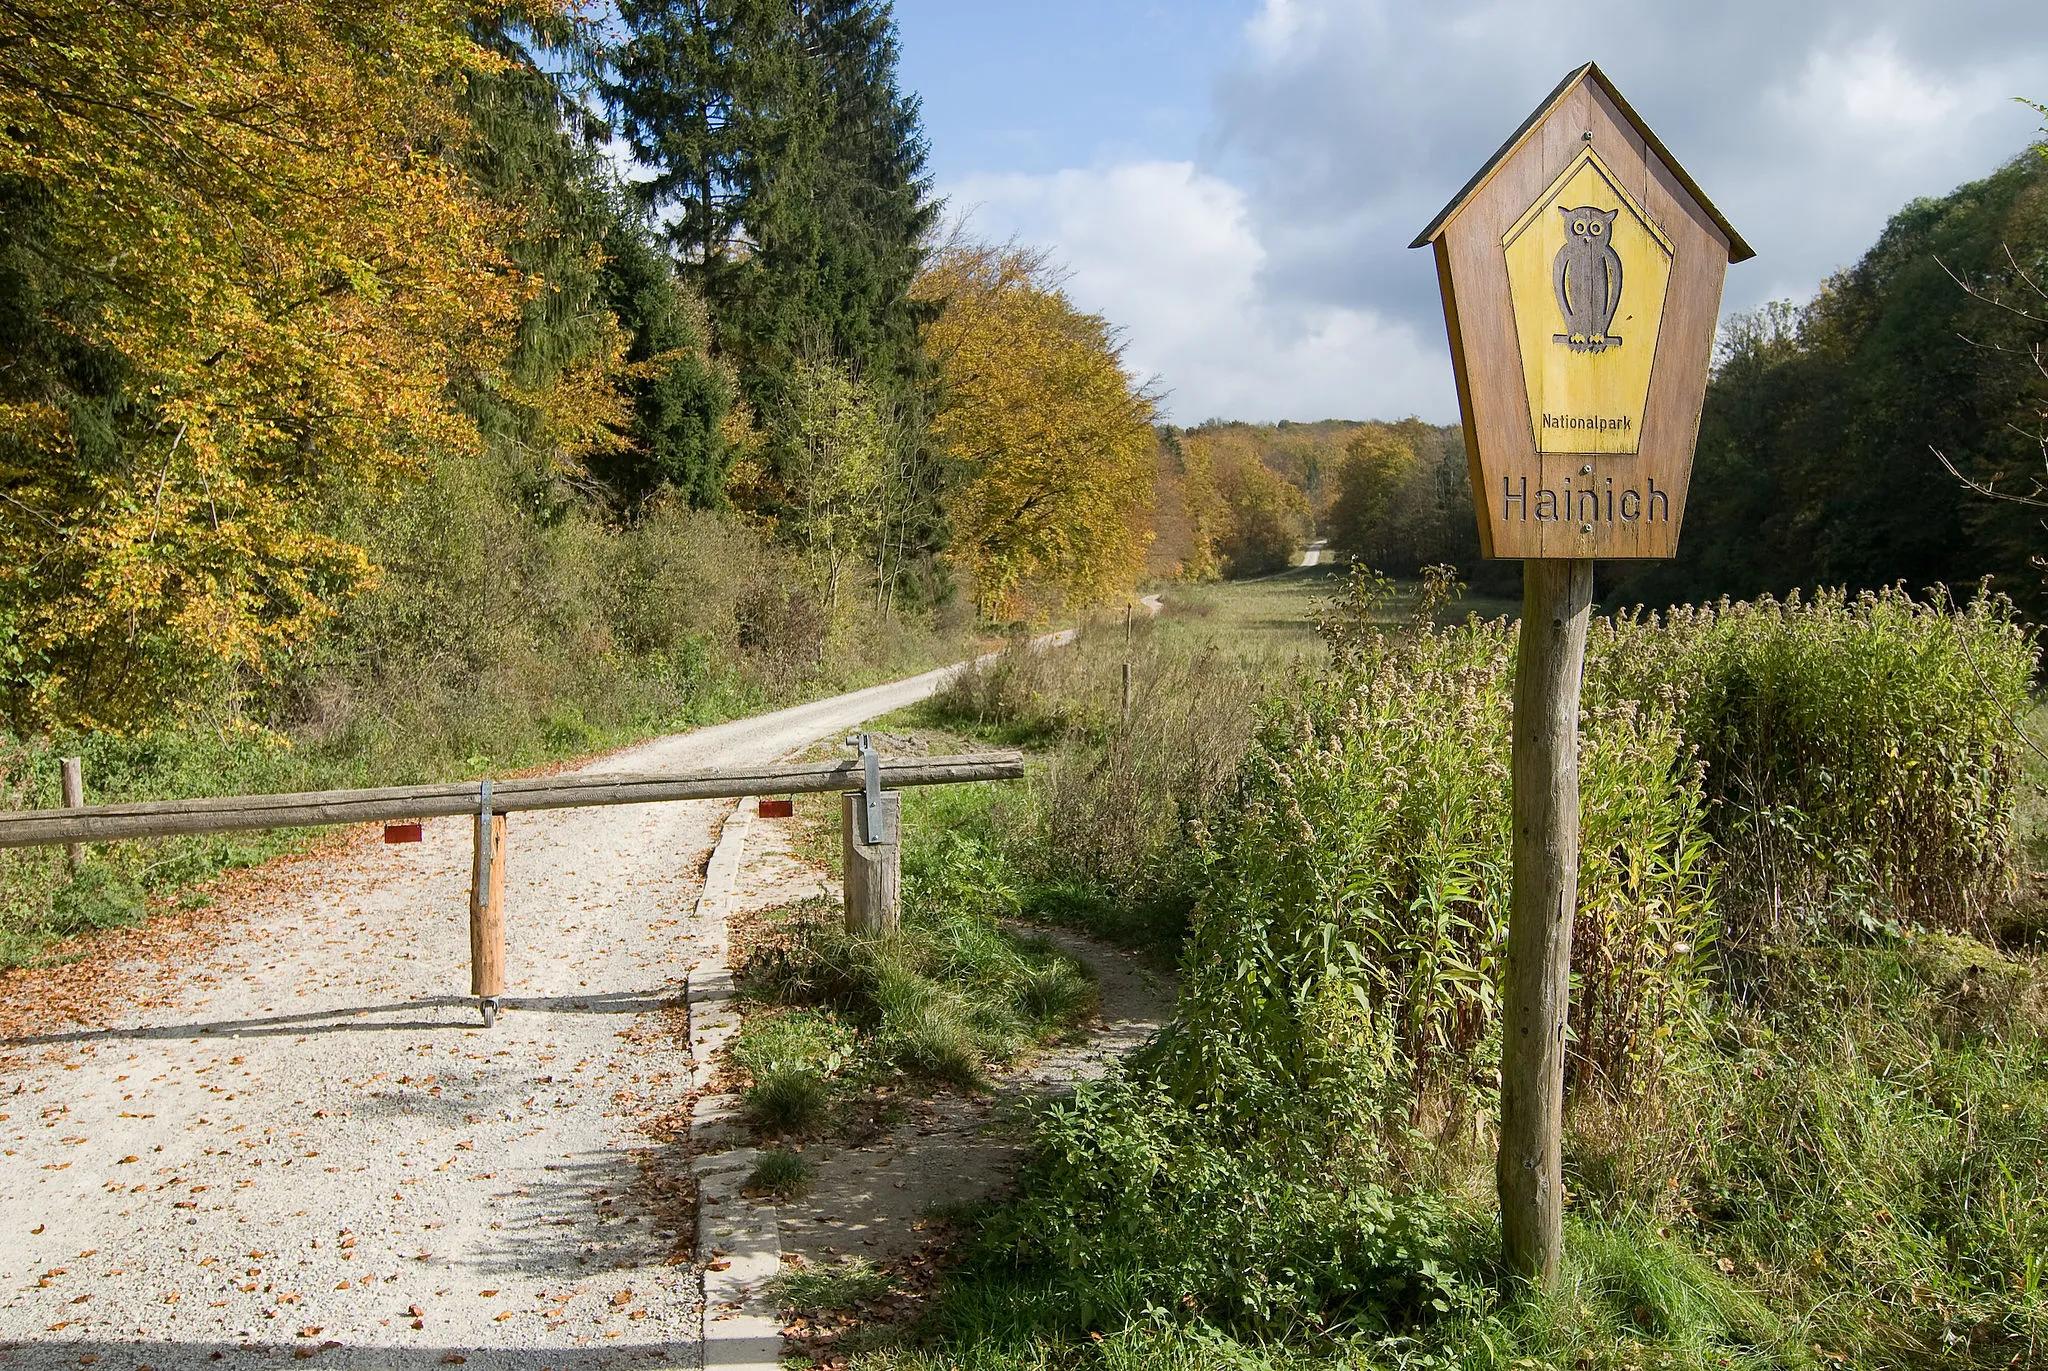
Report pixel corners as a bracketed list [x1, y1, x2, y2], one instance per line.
[1589, 586, 2036, 939]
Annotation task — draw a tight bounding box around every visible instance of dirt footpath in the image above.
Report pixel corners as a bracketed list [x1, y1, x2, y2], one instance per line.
[0, 666, 1007, 1371]
[719, 817, 1176, 1277]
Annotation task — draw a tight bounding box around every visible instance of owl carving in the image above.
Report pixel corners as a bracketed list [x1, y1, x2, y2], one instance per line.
[1551, 206, 1622, 353]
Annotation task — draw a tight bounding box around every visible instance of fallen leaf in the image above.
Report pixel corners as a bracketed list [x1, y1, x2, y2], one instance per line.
[298, 1327, 322, 1338]
[610, 1289, 632, 1307]
[407, 1305, 424, 1318]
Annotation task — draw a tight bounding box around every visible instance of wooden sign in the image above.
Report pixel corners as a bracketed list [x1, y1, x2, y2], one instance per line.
[1412, 62, 1753, 560]
[1409, 62, 1751, 1293]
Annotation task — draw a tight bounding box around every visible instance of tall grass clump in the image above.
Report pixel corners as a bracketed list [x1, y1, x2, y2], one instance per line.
[928, 608, 1291, 955]
[1589, 585, 2036, 941]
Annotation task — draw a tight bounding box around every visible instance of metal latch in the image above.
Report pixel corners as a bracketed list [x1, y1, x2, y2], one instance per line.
[477, 777, 494, 891]
[846, 733, 886, 845]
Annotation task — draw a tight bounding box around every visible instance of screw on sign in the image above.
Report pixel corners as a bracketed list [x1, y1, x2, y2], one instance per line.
[1410, 61, 1750, 1289]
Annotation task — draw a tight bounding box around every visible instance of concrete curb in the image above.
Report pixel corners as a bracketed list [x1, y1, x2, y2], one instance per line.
[686, 797, 785, 1370]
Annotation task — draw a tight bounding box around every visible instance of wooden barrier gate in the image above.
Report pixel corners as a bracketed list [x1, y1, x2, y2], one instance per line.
[0, 748, 1025, 1027]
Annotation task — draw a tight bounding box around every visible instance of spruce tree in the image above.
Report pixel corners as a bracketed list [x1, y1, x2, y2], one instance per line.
[606, 0, 936, 409]
[465, 16, 735, 512]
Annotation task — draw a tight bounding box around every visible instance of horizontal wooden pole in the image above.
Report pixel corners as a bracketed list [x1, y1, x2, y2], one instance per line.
[0, 753, 1023, 850]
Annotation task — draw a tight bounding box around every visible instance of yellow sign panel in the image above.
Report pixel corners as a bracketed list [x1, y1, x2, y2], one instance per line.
[1502, 148, 1673, 455]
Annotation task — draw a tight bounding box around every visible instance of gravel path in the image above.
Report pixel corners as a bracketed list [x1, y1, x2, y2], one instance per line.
[0, 660, 1024, 1371]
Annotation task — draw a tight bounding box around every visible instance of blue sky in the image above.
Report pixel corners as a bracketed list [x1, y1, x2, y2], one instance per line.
[884, 0, 2048, 426]
[893, 1, 1252, 182]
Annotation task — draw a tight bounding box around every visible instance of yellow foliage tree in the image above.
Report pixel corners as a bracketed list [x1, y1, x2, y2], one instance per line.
[917, 243, 1157, 620]
[0, 0, 538, 725]
[1177, 425, 1311, 577]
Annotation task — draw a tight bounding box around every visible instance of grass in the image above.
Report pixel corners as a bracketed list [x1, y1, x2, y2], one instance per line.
[744, 1146, 816, 1198]
[725, 857, 1098, 1142]
[773, 1257, 895, 1315]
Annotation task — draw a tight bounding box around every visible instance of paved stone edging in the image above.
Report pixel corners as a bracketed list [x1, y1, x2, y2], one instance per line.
[686, 796, 785, 1370]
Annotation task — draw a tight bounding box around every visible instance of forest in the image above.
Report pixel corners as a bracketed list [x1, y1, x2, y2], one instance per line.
[1611, 137, 2048, 616]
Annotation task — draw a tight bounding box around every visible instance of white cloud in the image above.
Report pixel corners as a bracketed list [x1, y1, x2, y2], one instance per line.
[945, 161, 1451, 424]
[939, 0, 2048, 422]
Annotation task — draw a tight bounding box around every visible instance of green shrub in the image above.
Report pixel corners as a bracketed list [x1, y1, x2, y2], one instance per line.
[974, 1065, 1477, 1340]
[1590, 586, 2036, 938]
[46, 866, 145, 938]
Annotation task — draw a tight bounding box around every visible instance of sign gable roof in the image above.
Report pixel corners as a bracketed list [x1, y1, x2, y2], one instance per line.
[1409, 62, 1755, 263]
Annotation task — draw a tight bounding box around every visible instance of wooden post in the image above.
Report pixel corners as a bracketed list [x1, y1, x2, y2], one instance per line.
[841, 791, 901, 936]
[469, 811, 507, 1001]
[1121, 661, 1132, 724]
[59, 757, 83, 875]
[1498, 558, 1593, 1287]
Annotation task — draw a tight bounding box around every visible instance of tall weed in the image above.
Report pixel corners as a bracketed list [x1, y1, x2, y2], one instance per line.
[1165, 584, 1712, 1127]
[929, 608, 1287, 950]
[1589, 586, 2035, 941]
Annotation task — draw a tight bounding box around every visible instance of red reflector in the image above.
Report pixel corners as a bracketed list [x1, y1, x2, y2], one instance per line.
[758, 798, 794, 819]
[383, 822, 423, 844]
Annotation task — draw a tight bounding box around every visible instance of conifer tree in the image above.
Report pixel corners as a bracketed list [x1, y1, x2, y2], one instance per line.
[467, 17, 735, 513]
[606, 0, 936, 409]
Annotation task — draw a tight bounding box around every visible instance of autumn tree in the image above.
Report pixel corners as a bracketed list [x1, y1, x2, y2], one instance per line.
[1329, 428, 1418, 567]
[1145, 427, 1222, 581]
[1324, 421, 1479, 576]
[775, 357, 889, 621]
[918, 243, 1157, 619]
[1176, 423, 1313, 577]
[0, 0, 534, 727]
[1214, 459, 1311, 577]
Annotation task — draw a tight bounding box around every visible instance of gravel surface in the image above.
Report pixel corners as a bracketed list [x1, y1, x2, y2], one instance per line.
[0, 663, 1003, 1371]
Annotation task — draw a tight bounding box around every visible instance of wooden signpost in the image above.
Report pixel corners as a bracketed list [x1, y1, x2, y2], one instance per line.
[1411, 62, 1750, 1287]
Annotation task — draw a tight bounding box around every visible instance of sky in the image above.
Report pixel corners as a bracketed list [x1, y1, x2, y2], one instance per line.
[891, 0, 2048, 425]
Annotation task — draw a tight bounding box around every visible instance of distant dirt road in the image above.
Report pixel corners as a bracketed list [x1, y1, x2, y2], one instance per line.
[0, 651, 1049, 1371]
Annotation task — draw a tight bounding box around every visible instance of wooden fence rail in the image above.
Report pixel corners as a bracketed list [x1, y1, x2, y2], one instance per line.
[0, 753, 1023, 850]
[9, 749, 1025, 1029]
